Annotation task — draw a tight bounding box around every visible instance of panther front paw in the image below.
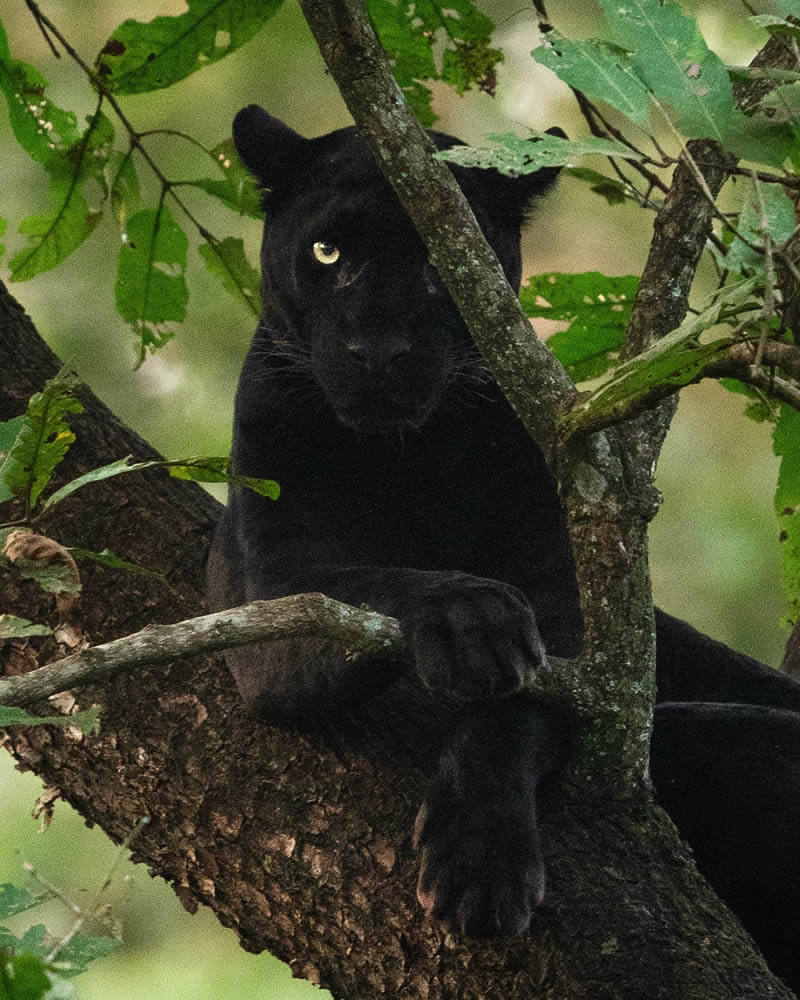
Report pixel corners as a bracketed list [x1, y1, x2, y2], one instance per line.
[401, 573, 546, 701]
[412, 771, 545, 937]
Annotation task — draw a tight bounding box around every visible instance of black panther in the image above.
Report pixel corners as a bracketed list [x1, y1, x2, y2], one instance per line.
[207, 105, 800, 989]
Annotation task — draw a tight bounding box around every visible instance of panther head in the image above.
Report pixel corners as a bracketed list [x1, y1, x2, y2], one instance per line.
[233, 105, 561, 434]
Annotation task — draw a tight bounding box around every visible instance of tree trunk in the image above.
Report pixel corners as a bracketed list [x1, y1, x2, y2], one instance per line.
[0, 284, 793, 999]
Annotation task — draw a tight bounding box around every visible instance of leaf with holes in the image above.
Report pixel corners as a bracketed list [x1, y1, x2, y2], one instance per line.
[198, 238, 260, 316]
[437, 131, 645, 175]
[115, 205, 188, 355]
[559, 277, 762, 435]
[598, 0, 735, 141]
[0, 883, 49, 920]
[774, 405, 800, 625]
[0, 21, 81, 171]
[0, 371, 83, 511]
[534, 32, 651, 125]
[521, 272, 639, 381]
[367, 0, 501, 125]
[55, 932, 122, 978]
[95, 0, 283, 94]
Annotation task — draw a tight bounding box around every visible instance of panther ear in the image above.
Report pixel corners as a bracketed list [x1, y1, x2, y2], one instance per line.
[232, 105, 309, 190]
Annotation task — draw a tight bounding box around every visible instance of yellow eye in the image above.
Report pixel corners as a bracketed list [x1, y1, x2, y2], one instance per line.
[313, 241, 340, 265]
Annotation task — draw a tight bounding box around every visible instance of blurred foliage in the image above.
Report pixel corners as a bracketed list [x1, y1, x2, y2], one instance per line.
[0, 0, 792, 997]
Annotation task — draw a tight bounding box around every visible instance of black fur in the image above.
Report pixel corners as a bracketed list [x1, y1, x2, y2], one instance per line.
[208, 106, 800, 985]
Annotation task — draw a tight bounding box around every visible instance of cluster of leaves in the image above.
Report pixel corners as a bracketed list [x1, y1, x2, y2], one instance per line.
[438, 0, 800, 625]
[0, 0, 500, 357]
[0, 869, 125, 998]
[0, 370, 278, 644]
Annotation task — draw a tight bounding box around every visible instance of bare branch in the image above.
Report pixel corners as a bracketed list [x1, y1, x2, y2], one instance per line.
[0, 595, 405, 708]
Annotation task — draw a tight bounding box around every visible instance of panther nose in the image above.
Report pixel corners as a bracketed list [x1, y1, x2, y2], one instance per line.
[346, 336, 412, 374]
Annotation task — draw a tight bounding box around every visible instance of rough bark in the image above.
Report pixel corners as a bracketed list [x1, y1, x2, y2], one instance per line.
[0, 295, 792, 997]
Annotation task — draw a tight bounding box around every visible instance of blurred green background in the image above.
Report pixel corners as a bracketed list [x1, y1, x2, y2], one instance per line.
[0, 1, 788, 997]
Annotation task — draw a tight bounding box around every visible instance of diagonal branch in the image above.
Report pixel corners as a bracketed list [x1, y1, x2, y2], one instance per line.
[0, 595, 406, 708]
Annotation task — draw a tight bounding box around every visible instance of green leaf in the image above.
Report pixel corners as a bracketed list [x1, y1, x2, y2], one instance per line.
[0, 216, 6, 263]
[533, 32, 651, 126]
[564, 167, 635, 205]
[0, 616, 52, 640]
[367, 0, 438, 125]
[54, 933, 121, 979]
[750, 13, 800, 40]
[9, 180, 101, 282]
[521, 272, 640, 382]
[560, 277, 761, 435]
[14, 561, 81, 598]
[198, 238, 260, 315]
[69, 547, 165, 581]
[107, 151, 141, 231]
[759, 83, 800, 118]
[727, 178, 797, 275]
[16, 926, 47, 956]
[185, 139, 265, 219]
[0, 416, 25, 504]
[719, 378, 775, 423]
[727, 66, 800, 86]
[95, 0, 283, 94]
[0, 885, 48, 920]
[163, 457, 280, 498]
[0, 707, 100, 736]
[114, 205, 188, 356]
[367, 0, 502, 126]
[0, 953, 52, 1000]
[598, 0, 735, 141]
[0, 372, 83, 512]
[719, 112, 795, 167]
[0, 47, 81, 171]
[774, 404, 800, 625]
[436, 131, 645, 175]
[40, 457, 150, 512]
[40, 455, 278, 512]
[776, 0, 800, 16]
